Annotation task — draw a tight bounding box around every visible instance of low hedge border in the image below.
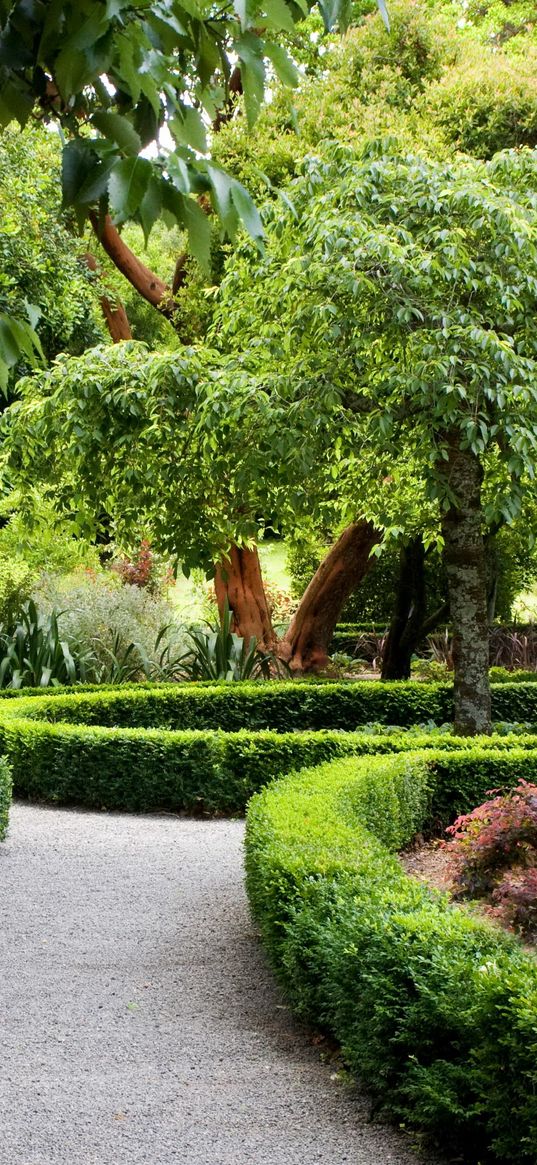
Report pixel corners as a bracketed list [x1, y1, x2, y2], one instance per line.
[3, 697, 537, 813]
[245, 750, 537, 1163]
[0, 755, 12, 840]
[4, 679, 537, 732]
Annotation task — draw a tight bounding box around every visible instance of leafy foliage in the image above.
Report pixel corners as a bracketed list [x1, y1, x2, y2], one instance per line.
[446, 778, 537, 899]
[245, 749, 537, 1162]
[0, 754, 11, 841]
[34, 567, 187, 684]
[0, 126, 105, 391]
[0, 600, 91, 688]
[113, 538, 173, 592]
[0, 0, 385, 252]
[180, 599, 276, 680]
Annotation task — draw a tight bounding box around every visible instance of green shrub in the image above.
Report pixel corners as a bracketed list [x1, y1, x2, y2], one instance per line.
[423, 46, 537, 157]
[4, 682, 537, 813]
[0, 755, 12, 841]
[4, 678, 537, 732]
[0, 600, 93, 688]
[245, 751, 537, 1162]
[34, 569, 187, 683]
[0, 679, 454, 730]
[0, 558, 34, 625]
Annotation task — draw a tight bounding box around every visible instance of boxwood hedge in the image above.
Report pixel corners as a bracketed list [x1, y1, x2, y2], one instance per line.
[3, 681, 537, 813]
[4, 678, 537, 732]
[0, 755, 12, 840]
[245, 750, 537, 1163]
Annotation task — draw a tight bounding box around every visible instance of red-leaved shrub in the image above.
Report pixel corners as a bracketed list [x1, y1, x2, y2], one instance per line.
[445, 780, 537, 916]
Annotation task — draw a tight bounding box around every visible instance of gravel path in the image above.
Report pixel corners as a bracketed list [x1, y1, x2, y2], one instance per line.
[1, 804, 439, 1165]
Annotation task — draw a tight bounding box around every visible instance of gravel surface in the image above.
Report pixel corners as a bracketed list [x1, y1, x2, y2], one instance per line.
[1, 803, 440, 1165]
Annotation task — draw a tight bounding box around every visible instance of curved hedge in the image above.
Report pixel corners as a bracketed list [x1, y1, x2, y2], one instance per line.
[4, 678, 537, 731]
[2, 680, 537, 814]
[245, 751, 537, 1163]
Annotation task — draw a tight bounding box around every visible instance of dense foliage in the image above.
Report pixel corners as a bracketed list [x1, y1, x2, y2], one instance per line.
[245, 750, 537, 1161]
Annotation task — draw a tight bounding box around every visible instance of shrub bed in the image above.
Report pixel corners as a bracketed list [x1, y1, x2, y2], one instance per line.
[4, 680, 455, 730]
[2, 681, 537, 814]
[245, 750, 537, 1163]
[3, 697, 537, 813]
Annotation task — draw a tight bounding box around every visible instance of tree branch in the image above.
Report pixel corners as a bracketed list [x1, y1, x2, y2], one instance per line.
[89, 212, 178, 322]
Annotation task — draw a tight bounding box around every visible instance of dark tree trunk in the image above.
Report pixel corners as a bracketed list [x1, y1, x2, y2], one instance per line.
[280, 521, 381, 672]
[381, 536, 427, 680]
[442, 436, 491, 736]
[215, 545, 276, 651]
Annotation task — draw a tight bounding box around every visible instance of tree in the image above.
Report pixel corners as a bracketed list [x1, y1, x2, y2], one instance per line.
[209, 143, 537, 733]
[0, 0, 389, 382]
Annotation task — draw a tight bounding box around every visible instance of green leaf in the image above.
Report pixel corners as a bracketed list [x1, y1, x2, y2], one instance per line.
[237, 36, 266, 128]
[206, 165, 236, 236]
[230, 181, 264, 244]
[262, 0, 296, 34]
[54, 46, 94, 99]
[138, 176, 162, 244]
[264, 41, 298, 88]
[182, 198, 212, 272]
[108, 157, 153, 222]
[92, 112, 141, 157]
[62, 140, 100, 225]
[170, 106, 208, 154]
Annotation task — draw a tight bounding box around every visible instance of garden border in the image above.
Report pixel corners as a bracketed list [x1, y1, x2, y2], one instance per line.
[245, 750, 537, 1163]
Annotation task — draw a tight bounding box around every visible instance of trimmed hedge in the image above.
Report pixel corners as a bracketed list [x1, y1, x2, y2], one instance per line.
[245, 750, 537, 1163]
[4, 698, 537, 813]
[3, 680, 455, 730]
[5, 678, 537, 732]
[2, 680, 537, 813]
[0, 755, 11, 840]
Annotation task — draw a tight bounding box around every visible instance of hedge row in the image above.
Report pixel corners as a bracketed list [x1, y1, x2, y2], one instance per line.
[6, 679, 537, 732]
[0, 756, 12, 840]
[4, 699, 537, 814]
[245, 751, 537, 1163]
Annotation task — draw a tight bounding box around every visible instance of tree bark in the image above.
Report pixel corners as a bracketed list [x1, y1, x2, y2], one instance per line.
[82, 253, 132, 342]
[215, 544, 276, 650]
[381, 536, 427, 680]
[89, 212, 178, 320]
[442, 436, 491, 735]
[280, 521, 381, 672]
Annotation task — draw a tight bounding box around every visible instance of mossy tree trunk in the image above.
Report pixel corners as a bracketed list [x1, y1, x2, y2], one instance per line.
[442, 436, 491, 736]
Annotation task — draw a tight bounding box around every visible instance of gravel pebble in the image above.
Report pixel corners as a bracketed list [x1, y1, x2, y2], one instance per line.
[1, 803, 441, 1165]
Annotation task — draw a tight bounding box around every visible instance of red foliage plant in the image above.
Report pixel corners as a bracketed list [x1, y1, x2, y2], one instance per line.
[445, 780, 537, 931]
[114, 540, 173, 593]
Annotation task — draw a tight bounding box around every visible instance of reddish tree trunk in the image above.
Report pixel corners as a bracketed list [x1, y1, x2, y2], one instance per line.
[89, 212, 177, 319]
[82, 253, 132, 342]
[215, 545, 276, 650]
[280, 521, 381, 672]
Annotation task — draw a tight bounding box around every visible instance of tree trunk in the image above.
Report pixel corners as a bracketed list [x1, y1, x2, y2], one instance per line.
[442, 437, 491, 736]
[381, 536, 427, 680]
[82, 253, 132, 342]
[215, 544, 276, 650]
[280, 521, 381, 672]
